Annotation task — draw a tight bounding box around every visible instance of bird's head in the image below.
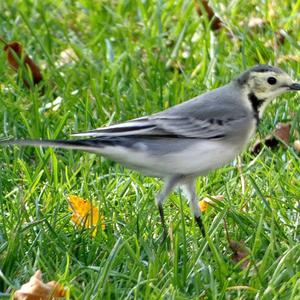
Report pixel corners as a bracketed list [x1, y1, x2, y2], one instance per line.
[235, 64, 300, 118]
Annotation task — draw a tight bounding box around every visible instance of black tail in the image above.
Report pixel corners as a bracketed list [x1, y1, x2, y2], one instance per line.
[0, 138, 105, 152]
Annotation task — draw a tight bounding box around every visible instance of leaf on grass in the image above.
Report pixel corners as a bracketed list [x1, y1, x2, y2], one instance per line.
[251, 122, 291, 155]
[199, 194, 224, 212]
[273, 123, 291, 144]
[69, 195, 105, 236]
[294, 140, 300, 152]
[3, 41, 43, 87]
[224, 220, 250, 269]
[13, 270, 65, 300]
[229, 240, 250, 269]
[194, 0, 223, 30]
[199, 199, 209, 212]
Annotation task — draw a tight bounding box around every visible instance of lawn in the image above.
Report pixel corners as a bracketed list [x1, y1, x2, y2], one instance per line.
[0, 0, 300, 299]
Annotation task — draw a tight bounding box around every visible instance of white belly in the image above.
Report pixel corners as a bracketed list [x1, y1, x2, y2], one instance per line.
[95, 120, 256, 177]
[96, 138, 246, 177]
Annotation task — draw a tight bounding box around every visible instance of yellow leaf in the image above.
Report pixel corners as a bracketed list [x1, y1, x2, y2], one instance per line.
[199, 195, 224, 212]
[68, 195, 105, 236]
[199, 200, 209, 212]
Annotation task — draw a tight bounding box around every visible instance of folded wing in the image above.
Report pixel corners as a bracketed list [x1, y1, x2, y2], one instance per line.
[72, 113, 248, 140]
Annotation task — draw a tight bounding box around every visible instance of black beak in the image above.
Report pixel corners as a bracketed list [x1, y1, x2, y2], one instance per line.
[289, 83, 300, 90]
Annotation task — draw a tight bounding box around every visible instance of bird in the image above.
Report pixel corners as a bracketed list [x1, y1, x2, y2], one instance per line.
[1, 64, 299, 239]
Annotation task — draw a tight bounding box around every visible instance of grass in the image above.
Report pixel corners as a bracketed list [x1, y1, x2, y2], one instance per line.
[0, 0, 300, 299]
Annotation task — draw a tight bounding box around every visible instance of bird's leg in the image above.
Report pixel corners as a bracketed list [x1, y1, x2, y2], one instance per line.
[158, 203, 167, 240]
[184, 179, 206, 237]
[156, 176, 181, 240]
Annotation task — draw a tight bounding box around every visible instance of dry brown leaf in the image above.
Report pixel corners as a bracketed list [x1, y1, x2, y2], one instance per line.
[224, 220, 250, 269]
[229, 240, 250, 269]
[294, 140, 300, 152]
[251, 136, 277, 155]
[273, 123, 291, 144]
[3, 41, 43, 88]
[194, 0, 223, 30]
[251, 122, 291, 155]
[13, 270, 65, 300]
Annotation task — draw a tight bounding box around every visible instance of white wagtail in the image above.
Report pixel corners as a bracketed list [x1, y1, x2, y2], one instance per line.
[1, 64, 300, 238]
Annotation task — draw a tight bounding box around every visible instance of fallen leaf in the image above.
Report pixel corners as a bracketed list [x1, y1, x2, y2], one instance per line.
[199, 200, 209, 212]
[69, 195, 105, 236]
[223, 220, 250, 269]
[13, 270, 65, 300]
[294, 140, 300, 152]
[273, 123, 291, 144]
[3, 41, 43, 88]
[251, 122, 291, 155]
[199, 194, 224, 212]
[229, 240, 250, 269]
[251, 137, 276, 155]
[194, 0, 223, 30]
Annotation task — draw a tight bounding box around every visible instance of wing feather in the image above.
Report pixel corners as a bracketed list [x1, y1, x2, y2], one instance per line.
[72, 114, 248, 139]
[72, 89, 251, 139]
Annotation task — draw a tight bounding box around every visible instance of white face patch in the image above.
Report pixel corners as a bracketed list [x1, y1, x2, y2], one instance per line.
[245, 71, 294, 117]
[247, 71, 293, 98]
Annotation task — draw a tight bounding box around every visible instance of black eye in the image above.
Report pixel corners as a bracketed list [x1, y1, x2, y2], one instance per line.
[267, 77, 277, 85]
